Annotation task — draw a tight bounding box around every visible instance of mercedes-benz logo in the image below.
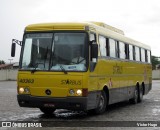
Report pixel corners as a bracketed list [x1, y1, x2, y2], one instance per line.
[45, 89, 51, 95]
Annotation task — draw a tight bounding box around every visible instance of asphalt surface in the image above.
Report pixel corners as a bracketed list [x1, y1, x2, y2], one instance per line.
[0, 80, 160, 130]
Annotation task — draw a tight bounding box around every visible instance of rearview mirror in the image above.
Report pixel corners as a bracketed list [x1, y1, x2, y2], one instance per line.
[11, 39, 22, 57]
[11, 43, 16, 57]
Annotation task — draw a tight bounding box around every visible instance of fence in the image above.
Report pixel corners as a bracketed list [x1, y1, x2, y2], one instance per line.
[0, 69, 160, 81]
[0, 69, 18, 81]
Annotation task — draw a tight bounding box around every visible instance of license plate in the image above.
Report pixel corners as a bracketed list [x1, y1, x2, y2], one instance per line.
[44, 103, 55, 107]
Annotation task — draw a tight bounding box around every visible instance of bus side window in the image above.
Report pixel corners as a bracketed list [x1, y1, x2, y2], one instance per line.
[129, 45, 133, 60]
[119, 41, 125, 59]
[109, 39, 116, 58]
[147, 50, 151, 63]
[141, 48, 145, 62]
[135, 46, 140, 61]
[99, 35, 106, 56]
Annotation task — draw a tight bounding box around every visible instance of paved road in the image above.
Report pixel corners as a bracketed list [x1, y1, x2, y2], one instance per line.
[0, 80, 160, 130]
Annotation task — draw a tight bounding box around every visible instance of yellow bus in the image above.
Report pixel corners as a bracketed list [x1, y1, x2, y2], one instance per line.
[11, 22, 152, 114]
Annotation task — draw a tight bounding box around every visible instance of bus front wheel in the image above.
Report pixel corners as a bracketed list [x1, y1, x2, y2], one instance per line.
[39, 107, 56, 115]
[94, 90, 107, 114]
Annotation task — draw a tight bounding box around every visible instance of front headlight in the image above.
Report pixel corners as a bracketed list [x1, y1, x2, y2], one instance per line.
[76, 89, 82, 96]
[69, 88, 88, 96]
[19, 87, 30, 94]
[19, 87, 24, 94]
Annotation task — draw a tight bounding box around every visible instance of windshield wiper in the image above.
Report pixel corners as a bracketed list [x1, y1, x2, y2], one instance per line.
[31, 64, 38, 74]
[31, 63, 43, 74]
[60, 65, 68, 74]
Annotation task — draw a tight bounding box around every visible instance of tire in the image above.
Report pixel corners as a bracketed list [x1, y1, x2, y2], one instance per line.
[129, 87, 138, 104]
[39, 107, 56, 115]
[94, 90, 107, 114]
[137, 85, 143, 103]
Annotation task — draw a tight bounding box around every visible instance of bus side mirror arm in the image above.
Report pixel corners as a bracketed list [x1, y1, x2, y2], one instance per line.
[11, 39, 22, 57]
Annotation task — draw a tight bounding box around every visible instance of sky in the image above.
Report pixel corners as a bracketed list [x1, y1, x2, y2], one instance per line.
[0, 0, 160, 63]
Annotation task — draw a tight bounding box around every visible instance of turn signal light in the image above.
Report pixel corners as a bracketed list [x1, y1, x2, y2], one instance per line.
[82, 88, 88, 97]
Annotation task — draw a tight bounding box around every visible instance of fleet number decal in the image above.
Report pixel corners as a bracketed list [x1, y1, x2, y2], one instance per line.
[19, 79, 34, 83]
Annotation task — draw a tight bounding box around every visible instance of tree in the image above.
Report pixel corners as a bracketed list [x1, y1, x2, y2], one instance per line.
[0, 60, 5, 65]
[151, 56, 160, 70]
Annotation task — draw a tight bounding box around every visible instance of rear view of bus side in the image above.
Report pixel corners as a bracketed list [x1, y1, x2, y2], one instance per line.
[11, 22, 152, 115]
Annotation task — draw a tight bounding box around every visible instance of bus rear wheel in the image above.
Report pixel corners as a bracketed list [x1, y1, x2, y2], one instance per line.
[94, 90, 107, 114]
[39, 107, 56, 115]
[138, 85, 143, 103]
[129, 87, 138, 104]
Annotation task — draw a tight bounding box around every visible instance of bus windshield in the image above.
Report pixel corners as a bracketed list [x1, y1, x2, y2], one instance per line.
[21, 32, 87, 72]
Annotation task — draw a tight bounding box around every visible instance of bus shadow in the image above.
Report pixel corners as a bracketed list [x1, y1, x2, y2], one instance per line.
[38, 101, 133, 120]
[39, 109, 88, 120]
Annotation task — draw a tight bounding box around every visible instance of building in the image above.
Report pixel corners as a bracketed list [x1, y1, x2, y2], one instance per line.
[0, 64, 13, 70]
[0, 62, 19, 70]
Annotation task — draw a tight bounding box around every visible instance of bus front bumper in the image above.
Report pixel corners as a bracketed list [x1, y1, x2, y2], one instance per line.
[17, 95, 88, 111]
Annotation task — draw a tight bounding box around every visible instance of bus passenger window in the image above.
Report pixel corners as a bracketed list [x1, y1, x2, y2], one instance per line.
[135, 46, 140, 61]
[119, 42, 125, 59]
[109, 39, 116, 58]
[141, 48, 145, 62]
[129, 45, 133, 60]
[99, 35, 106, 56]
[147, 50, 151, 63]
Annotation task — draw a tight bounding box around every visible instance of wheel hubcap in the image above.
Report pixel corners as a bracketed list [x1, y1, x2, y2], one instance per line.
[99, 95, 104, 110]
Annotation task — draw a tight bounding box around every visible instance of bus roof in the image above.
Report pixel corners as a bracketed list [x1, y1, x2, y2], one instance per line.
[25, 22, 151, 50]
